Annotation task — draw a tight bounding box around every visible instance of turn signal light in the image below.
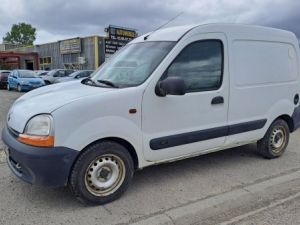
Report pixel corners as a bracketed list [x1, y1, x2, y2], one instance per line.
[18, 134, 54, 147]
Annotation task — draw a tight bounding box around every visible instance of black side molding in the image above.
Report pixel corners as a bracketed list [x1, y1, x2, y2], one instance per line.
[150, 119, 267, 150]
[228, 119, 267, 135]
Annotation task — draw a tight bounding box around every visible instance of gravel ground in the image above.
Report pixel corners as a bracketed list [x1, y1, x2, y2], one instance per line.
[0, 90, 23, 162]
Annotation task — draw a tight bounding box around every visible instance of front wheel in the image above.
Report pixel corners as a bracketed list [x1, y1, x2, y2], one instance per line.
[17, 84, 22, 92]
[69, 141, 134, 205]
[257, 119, 290, 159]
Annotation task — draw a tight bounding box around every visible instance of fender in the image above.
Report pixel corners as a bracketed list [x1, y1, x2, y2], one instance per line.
[57, 116, 145, 165]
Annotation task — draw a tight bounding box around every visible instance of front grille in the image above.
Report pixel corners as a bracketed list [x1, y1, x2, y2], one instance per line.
[29, 81, 40, 85]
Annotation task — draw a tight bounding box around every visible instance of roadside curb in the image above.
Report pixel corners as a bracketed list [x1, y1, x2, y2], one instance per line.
[130, 170, 300, 225]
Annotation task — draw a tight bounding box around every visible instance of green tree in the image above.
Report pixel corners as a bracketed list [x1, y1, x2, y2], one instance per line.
[3, 22, 36, 46]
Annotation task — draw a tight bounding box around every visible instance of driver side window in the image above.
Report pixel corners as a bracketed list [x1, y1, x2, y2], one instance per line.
[165, 40, 223, 93]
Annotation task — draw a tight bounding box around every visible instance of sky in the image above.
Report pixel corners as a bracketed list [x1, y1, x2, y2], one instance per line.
[0, 0, 299, 44]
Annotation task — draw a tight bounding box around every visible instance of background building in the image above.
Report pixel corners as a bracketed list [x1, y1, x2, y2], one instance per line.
[0, 25, 137, 71]
[0, 51, 39, 70]
[12, 35, 105, 70]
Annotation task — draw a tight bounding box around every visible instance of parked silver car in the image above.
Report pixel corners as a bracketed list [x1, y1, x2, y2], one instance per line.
[54, 70, 94, 83]
[34, 70, 49, 77]
[42, 69, 75, 84]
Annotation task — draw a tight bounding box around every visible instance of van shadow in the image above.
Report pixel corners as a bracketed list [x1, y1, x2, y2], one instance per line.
[132, 143, 262, 187]
[13, 143, 261, 209]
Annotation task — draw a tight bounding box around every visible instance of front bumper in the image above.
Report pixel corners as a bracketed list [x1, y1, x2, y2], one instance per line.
[1, 126, 79, 187]
[21, 84, 44, 91]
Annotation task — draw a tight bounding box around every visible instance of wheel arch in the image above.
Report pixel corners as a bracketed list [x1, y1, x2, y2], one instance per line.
[73, 137, 139, 171]
[273, 114, 294, 132]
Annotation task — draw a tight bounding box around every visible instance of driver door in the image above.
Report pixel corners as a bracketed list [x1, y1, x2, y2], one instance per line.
[142, 33, 229, 162]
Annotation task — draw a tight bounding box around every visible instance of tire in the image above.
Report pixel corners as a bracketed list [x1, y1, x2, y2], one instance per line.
[44, 80, 51, 85]
[68, 141, 134, 205]
[17, 84, 22, 92]
[257, 119, 290, 159]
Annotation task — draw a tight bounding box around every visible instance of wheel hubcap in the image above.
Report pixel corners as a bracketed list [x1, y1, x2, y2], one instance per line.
[269, 127, 286, 153]
[85, 154, 125, 196]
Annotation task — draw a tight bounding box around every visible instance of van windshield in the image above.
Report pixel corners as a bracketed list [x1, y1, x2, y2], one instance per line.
[89, 41, 175, 88]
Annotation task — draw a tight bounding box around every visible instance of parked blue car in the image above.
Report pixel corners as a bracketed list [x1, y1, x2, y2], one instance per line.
[7, 70, 45, 92]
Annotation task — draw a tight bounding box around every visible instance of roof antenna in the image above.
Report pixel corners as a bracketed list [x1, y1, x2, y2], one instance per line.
[144, 12, 184, 40]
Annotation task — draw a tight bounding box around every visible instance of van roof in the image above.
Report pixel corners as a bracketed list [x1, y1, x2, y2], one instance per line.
[131, 23, 296, 43]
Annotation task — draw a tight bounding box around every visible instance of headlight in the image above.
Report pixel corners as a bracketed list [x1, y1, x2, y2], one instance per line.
[25, 114, 52, 135]
[18, 114, 54, 147]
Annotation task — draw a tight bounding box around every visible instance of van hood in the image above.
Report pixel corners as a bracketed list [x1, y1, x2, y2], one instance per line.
[7, 81, 114, 133]
[56, 77, 77, 83]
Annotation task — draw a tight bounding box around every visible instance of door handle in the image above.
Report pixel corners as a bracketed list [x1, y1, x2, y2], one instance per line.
[211, 96, 224, 105]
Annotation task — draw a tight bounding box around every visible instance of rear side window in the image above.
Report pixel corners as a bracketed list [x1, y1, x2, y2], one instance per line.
[165, 40, 223, 92]
[78, 72, 87, 78]
[57, 70, 65, 77]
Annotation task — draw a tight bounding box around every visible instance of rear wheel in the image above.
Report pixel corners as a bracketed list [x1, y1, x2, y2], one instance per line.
[69, 141, 134, 205]
[257, 119, 290, 159]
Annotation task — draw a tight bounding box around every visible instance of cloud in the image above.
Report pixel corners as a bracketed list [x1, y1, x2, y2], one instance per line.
[0, 0, 299, 44]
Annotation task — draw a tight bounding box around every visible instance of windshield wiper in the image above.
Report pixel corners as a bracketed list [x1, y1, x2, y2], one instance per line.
[82, 77, 97, 85]
[97, 79, 119, 88]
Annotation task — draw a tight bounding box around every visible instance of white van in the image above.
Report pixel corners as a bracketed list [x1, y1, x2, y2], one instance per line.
[2, 24, 300, 205]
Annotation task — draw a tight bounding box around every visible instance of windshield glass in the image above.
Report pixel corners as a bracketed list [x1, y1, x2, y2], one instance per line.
[90, 41, 175, 87]
[19, 70, 38, 78]
[39, 71, 48, 76]
[47, 70, 58, 76]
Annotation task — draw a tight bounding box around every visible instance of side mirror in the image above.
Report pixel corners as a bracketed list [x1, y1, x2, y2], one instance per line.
[155, 76, 186, 97]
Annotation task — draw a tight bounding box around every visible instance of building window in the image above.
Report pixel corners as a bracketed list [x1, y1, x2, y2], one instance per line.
[39, 56, 52, 65]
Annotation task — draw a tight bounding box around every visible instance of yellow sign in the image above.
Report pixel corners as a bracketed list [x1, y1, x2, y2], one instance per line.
[59, 38, 81, 54]
[116, 29, 136, 38]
